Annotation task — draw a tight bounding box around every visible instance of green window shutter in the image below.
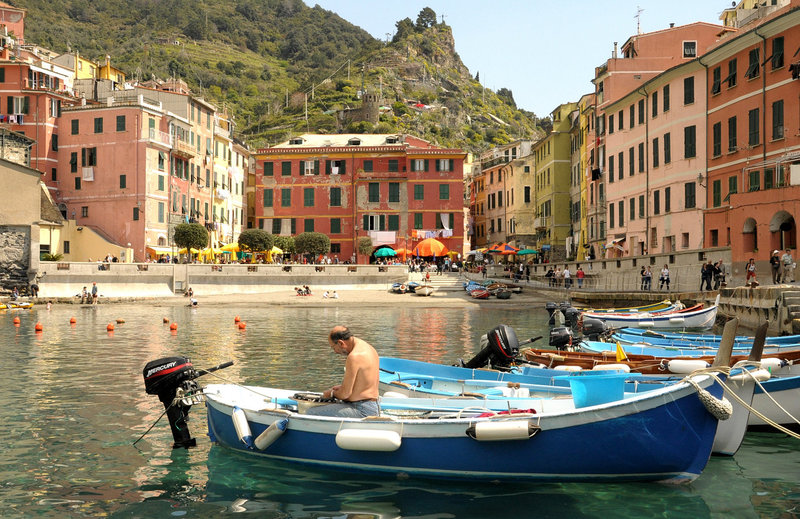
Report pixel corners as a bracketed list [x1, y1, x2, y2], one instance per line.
[389, 182, 400, 202]
[263, 189, 273, 207]
[414, 184, 424, 200]
[449, 213, 454, 229]
[388, 214, 399, 231]
[330, 218, 341, 234]
[304, 188, 314, 207]
[119, 174, 126, 189]
[414, 213, 423, 229]
[6, 96, 11, 114]
[435, 159, 440, 172]
[363, 214, 369, 231]
[449, 159, 454, 171]
[389, 160, 398, 172]
[379, 215, 385, 231]
[325, 160, 331, 174]
[282, 161, 291, 176]
[314, 160, 320, 175]
[304, 219, 314, 232]
[158, 175, 164, 191]
[340, 160, 347, 175]
[22, 96, 29, 114]
[264, 162, 273, 176]
[291, 218, 296, 234]
[330, 187, 341, 207]
[439, 184, 449, 200]
[272, 219, 281, 234]
[299, 160, 304, 174]
[424, 159, 429, 172]
[282, 188, 291, 207]
[363, 160, 373, 172]
[369, 182, 380, 202]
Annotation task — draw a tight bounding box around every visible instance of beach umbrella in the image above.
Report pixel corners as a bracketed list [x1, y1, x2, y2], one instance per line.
[220, 243, 240, 253]
[178, 247, 200, 254]
[374, 247, 397, 258]
[413, 238, 449, 257]
[270, 246, 284, 254]
[489, 243, 519, 254]
[517, 248, 538, 255]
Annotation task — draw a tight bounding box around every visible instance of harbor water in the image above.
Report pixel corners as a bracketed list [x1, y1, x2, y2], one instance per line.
[0, 303, 798, 518]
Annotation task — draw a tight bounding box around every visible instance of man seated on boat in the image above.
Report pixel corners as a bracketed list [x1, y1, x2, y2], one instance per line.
[305, 326, 380, 418]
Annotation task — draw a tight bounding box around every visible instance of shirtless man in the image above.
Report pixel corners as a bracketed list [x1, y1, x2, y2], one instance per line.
[304, 326, 379, 417]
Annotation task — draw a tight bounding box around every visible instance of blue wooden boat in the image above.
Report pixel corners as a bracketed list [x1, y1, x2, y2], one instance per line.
[574, 300, 675, 313]
[582, 297, 719, 330]
[616, 327, 800, 347]
[202, 375, 725, 483]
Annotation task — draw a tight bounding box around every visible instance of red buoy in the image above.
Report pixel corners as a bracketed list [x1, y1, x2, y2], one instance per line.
[169, 322, 178, 331]
[238, 322, 246, 330]
[34, 322, 43, 332]
[13, 316, 20, 325]
[106, 323, 115, 332]
[69, 317, 77, 324]
[234, 316, 241, 323]
[163, 317, 170, 323]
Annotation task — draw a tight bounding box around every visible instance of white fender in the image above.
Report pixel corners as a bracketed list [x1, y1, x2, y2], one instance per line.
[382, 391, 408, 399]
[667, 359, 710, 374]
[254, 418, 288, 450]
[759, 358, 787, 371]
[336, 428, 402, 451]
[668, 317, 685, 324]
[638, 321, 655, 327]
[467, 420, 537, 441]
[592, 363, 631, 372]
[553, 365, 582, 371]
[232, 407, 254, 449]
[728, 368, 771, 384]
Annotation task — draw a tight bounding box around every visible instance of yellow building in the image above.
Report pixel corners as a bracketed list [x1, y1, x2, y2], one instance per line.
[534, 103, 577, 262]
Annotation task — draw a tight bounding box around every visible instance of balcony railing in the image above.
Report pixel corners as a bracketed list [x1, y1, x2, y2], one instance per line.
[148, 128, 171, 146]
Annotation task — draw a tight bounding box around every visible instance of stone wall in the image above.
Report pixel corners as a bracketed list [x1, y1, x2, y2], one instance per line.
[0, 225, 30, 291]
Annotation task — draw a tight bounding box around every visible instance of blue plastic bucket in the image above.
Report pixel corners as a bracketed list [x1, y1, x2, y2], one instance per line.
[566, 372, 628, 408]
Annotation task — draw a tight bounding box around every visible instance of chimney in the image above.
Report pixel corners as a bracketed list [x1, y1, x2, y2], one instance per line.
[612, 42, 618, 59]
[670, 23, 675, 28]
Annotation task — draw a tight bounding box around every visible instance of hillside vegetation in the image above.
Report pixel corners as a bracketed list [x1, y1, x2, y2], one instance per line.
[14, 1, 543, 152]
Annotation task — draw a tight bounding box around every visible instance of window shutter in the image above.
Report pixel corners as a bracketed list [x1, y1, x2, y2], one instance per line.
[363, 214, 369, 231]
[449, 159, 454, 171]
[23, 96, 29, 114]
[291, 218, 296, 234]
[299, 160, 304, 174]
[449, 213, 454, 229]
[340, 160, 346, 175]
[325, 160, 331, 174]
[435, 160, 440, 172]
[314, 160, 320, 175]
[424, 159, 429, 172]
[81, 148, 86, 166]
[379, 215, 385, 231]
[6, 96, 11, 114]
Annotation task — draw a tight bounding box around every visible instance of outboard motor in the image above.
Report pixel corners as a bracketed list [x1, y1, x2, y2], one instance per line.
[581, 317, 610, 342]
[545, 302, 558, 325]
[462, 325, 520, 369]
[143, 356, 200, 449]
[564, 307, 581, 329]
[549, 326, 573, 351]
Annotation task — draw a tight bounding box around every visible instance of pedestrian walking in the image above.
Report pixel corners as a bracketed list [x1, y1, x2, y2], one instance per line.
[576, 267, 585, 288]
[659, 264, 670, 290]
[745, 258, 757, 287]
[782, 249, 795, 283]
[643, 266, 652, 291]
[770, 250, 781, 284]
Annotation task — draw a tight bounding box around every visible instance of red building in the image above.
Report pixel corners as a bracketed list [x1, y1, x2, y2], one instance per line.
[254, 134, 466, 261]
[703, 2, 800, 261]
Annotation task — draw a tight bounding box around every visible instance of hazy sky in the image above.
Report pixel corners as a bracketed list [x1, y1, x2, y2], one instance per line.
[304, 1, 725, 116]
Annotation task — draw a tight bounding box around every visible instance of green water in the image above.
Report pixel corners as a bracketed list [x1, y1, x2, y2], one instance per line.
[0, 303, 798, 518]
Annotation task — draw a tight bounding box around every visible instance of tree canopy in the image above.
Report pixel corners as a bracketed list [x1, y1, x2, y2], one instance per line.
[294, 232, 331, 257]
[357, 236, 373, 257]
[238, 229, 274, 252]
[416, 7, 437, 29]
[173, 223, 208, 250]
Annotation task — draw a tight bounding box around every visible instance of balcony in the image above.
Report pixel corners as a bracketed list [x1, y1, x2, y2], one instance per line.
[481, 156, 510, 169]
[535, 217, 550, 230]
[173, 138, 196, 159]
[148, 128, 171, 147]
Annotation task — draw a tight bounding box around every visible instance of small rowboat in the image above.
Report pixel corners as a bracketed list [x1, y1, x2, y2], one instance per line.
[0, 301, 33, 310]
[469, 288, 490, 299]
[416, 285, 434, 296]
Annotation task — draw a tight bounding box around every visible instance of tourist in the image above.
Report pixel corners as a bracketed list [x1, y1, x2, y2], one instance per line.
[770, 250, 781, 284]
[714, 260, 726, 289]
[91, 281, 98, 304]
[323, 290, 329, 299]
[746, 258, 757, 286]
[659, 265, 670, 291]
[563, 266, 571, 289]
[643, 266, 652, 291]
[640, 266, 646, 290]
[80, 286, 88, 304]
[545, 267, 554, 286]
[29, 282, 39, 297]
[304, 326, 379, 418]
[700, 261, 713, 291]
[11, 286, 19, 300]
[332, 291, 339, 299]
[782, 249, 795, 283]
[576, 266, 585, 288]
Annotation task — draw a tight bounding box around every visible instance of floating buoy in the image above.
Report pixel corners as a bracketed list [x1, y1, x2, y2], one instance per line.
[254, 418, 288, 450]
[13, 316, 20, 325]
[116, 318, 125, 324]
[69, 317, 76, 324]
[106, 323, 115, 332]
[234, 316, 241, 323]
[238, 322, 246, 330]
[163, 317, 169, 323]
[34, 322, 43, 332]
[232, 407, 254, 449]
[169, 322, 178, 331]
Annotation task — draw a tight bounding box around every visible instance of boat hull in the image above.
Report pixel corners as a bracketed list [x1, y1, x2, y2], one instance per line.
[204, 382, 720, 483]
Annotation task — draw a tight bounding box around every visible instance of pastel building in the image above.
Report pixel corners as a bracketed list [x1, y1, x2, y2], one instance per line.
[478, 140, 532, 248]
[703, 1, 800, 261]
[254, 134, 466, 261]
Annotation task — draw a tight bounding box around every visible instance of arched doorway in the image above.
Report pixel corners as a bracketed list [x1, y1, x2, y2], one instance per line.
[742, 217, 757, 253]
[769, 211, 796, 250]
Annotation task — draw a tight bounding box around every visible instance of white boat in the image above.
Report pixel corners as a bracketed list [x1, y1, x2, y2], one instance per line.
[582, 295, 720, 330]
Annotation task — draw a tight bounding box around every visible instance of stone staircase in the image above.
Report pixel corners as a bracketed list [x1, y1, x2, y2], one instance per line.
[407, 271, 466, 292]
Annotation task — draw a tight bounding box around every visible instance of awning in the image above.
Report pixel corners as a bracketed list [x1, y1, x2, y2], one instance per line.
[146, 245, 174, 255]
[606, 237, 626, 251]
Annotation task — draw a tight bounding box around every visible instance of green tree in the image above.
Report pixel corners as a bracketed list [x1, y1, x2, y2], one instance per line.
[274, 235, 296, 254]
[393, 17, 414, 42]
[357, 236, 373, 257]
[416, 7, 437, 30]
[173, 223, 209, 250]
[294, 232, 331, 257]
[238, 229, 274, 252]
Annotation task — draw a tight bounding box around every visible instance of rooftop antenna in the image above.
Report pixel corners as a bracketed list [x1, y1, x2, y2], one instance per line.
[635, 6, 644, 34]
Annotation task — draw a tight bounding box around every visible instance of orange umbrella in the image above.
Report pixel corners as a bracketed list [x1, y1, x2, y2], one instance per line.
[413, 238, 449, 257]
[394, 247, 412, 258]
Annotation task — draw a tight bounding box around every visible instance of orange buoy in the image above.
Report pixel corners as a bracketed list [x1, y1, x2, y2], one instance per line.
[234, 316, 241, 323]
[106, 323, 115, 331]
[116, 318, 125, 324]
[169, 322, 178, 331]
[34, 322, 43, 332]
[13, 316, 20, 325]
[238, 322, 246, 330]
[163, 317, 170, 323]
[69, 317, 76, 324]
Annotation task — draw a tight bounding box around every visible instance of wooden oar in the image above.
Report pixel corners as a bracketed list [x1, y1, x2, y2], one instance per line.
[747, 320, 769, 362]
[712, 317, 738, 367]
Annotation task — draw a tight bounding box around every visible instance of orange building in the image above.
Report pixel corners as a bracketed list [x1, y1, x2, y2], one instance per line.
[704, 2, 800, 264]
[255, 134, 466, 262]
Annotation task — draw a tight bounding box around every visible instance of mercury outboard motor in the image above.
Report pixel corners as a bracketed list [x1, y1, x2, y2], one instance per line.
[545, 302, 558, 325]
[549, 326, 573, 351]
[581, 317, 609, 341]
[564, 307, 581, 329]
[143, 357, 233, 449]
[462, 324, 520, 369]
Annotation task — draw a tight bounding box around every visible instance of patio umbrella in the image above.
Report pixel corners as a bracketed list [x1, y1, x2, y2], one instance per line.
[374, 247, 397, 258]
[413, 238, 449, 257]
[220, 243, 240, 252]
[178, 247, 200, 254]
[270, 246, 283, 254]
[489, 243, 519, 254]
[517, 248, 538, 255]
